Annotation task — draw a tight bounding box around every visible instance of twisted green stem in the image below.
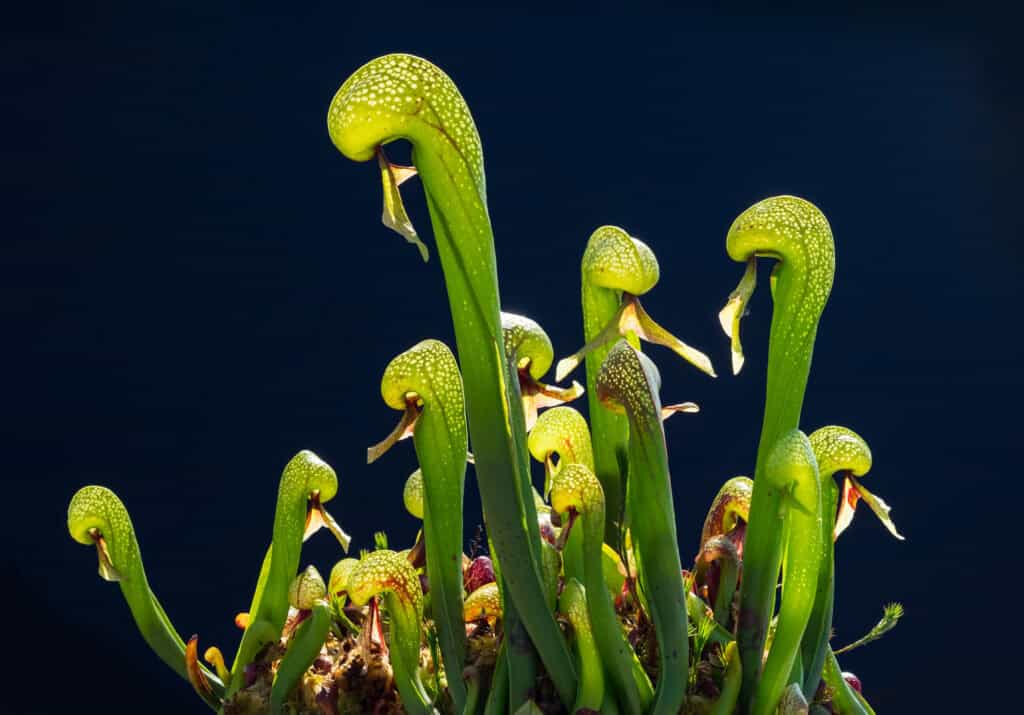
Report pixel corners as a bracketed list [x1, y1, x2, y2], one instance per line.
[349, 549, 437, 715]
[720, 196, 835, 711]
[230, 450, 346, 688]
[551, 462, 653, 715]
[559, 225, 714, 541]
[67, 486, 224, 703]
[368, 339, 468, 710]
[750, 430, 823, 715]
[329, 54, 575, 706]
[596, 339, 688, 715]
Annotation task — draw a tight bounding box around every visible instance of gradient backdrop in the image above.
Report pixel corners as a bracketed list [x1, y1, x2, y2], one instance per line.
[4, 3, 1019, 713]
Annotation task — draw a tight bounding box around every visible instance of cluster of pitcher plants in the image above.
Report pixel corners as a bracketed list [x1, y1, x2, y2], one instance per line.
[67, 54, 904, 714]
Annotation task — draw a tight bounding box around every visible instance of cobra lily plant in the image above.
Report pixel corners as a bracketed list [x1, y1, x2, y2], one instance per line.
[67, 53, 904, 715]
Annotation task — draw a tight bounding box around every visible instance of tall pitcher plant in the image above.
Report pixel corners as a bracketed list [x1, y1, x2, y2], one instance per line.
[67, 54, 903, 715]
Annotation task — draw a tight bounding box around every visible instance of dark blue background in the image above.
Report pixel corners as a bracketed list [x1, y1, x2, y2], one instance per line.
[4, 3, 1019, 713]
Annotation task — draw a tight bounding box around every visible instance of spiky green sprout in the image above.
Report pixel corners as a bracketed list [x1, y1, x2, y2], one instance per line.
[65, 53, 906, 715]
